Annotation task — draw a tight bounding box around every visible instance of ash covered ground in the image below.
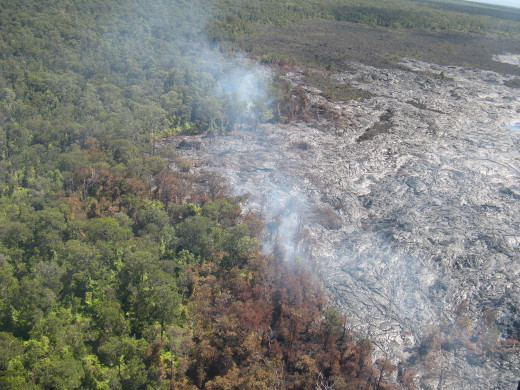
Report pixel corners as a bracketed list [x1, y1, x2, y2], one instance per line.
[173, 59, 520, 389]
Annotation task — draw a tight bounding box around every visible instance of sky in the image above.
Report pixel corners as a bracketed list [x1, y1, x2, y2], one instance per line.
[464, 0, 520, 8]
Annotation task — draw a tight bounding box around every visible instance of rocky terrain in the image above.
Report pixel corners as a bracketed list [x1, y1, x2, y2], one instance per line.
[173, 58, 520, 389]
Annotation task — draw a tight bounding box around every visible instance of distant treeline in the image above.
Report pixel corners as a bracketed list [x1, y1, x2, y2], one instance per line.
[208, 0, 520, 41]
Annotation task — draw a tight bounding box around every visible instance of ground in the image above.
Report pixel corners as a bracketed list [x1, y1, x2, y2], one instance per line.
[240, 18, 520, 76]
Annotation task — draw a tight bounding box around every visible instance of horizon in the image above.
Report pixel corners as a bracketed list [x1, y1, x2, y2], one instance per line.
[463, 0, 520, 8]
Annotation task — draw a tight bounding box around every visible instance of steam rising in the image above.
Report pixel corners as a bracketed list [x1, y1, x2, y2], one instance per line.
[170, 3, 520, 388]
[176, 51, 520, 387]
[262, 190, 306, 262]
[216, 66, 270, 111]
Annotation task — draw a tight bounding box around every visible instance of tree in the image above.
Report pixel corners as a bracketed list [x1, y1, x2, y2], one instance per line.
[92, 299, 129, 341]
[58, 240, 105, 299]
[5, 317, 86, 390]
[0, 255, 19, 329]
[98, 335, 148, 389]
[83, 216, 133, 243]
[175, 215, 224, 261]
[9, 277, 56, 338]
[163, 326, 194, 388]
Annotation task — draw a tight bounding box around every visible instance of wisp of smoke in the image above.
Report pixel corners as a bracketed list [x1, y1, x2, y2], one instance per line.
[216, 66, 270, 112]
[260, 188, 307, 262]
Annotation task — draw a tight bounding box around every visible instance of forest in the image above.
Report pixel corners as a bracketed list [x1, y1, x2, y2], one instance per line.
[1, 0, 518, 388]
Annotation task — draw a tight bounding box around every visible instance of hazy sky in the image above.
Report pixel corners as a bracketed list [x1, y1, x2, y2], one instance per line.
[464, 0, 520, 8]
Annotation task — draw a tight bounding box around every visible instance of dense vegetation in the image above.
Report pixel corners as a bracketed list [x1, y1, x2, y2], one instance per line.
[0, 0, 406, 388]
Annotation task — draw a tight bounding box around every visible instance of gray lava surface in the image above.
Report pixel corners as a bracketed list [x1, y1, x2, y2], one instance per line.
[174, 59, 520, 389]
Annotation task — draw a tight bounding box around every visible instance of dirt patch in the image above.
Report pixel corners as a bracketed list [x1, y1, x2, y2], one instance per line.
[302, 70, 374, 101]
[357, 109, 394, 142]
[504, 77, 520, 88]
[406, 99, 445, 114]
